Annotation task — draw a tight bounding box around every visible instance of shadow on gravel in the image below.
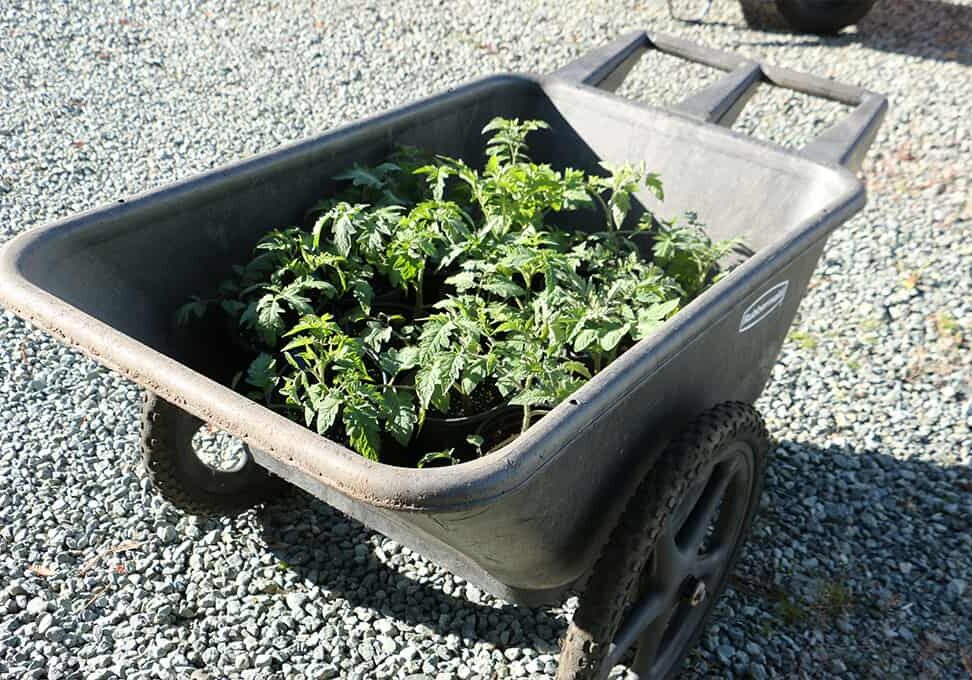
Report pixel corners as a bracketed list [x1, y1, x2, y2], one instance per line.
[729, 0, 972, 67]
[718, 438, 972, 678]
[257, 494, 564, 655]
[255, 436, 971, 676]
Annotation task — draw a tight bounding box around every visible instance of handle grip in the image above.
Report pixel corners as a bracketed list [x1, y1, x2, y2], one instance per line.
[550, 31, 887, 173]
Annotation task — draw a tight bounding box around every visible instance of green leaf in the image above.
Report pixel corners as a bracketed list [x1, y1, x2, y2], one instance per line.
[381, 388, 417, 446]
[561, 360, 592, 379]
[175, 298, 207, 326]
[315, 392, 342, 435]
[644, 173, 664, 200]
[416, 449, 458, 468]
[245, 353, 277, 391]
[344, 402, 382, 461]
[335, 164, 389, 189]
[361, 320, 393, 351]
[255, 295, 285, 344]
[599, 322, 631, 352]
[642, 298, 681, 321]
[279, 282, 316, 315]
[509, 389, 549, 407]
[459, 356, 488, 395]
[351, 279, 374, 315]
[220, 299, 247, 318]
[572, 327, 599, 353]
[378, 345, 420, 378]
[445, 271, 477, 291]
[281, 335, 317, 352]
[414, 364, 441, 411]
[482, 279, 526, 299]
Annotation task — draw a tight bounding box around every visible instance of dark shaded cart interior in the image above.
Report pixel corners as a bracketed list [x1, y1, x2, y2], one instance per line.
[0, 32, 884, 679]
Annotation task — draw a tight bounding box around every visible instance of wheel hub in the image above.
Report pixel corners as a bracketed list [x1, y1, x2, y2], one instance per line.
[684, 577, 707, 607]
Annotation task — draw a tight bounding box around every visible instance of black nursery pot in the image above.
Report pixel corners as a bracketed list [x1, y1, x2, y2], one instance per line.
[476, 406, 552, 454]
[413, 402, 510, 458]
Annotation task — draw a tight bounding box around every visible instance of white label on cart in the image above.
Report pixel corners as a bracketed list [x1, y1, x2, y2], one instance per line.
[739, 281, 789, 333]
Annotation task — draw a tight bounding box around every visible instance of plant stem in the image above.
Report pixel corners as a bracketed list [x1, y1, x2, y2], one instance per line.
[521, 405, 532, 434]
[414, 269, 424, 316]
[588, 189, 616, 231]
[520, 376, 533, 434]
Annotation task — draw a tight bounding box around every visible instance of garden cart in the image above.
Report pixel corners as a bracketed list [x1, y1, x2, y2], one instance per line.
[0, 31, 885, 679]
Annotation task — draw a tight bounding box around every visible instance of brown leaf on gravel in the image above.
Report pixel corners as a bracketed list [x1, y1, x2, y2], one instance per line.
[78, 539, 146, 575]
[26, 564, 55, 577]
[112, 539, 144, 552]
[960, 648, 972, 677]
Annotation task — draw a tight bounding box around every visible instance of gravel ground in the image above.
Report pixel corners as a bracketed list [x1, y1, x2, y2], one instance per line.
[1, 0, 970, 678]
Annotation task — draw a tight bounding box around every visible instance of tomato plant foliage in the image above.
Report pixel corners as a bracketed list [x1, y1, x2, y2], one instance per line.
[179, 118, 743, 465]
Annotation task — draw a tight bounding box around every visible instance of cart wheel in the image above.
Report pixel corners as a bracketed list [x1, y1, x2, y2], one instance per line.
[557, 402, 769, 680]
[738, 0, 791, 31]
[739, 0, 874, 33]
[140, 392, 288, 515]
[774, 0, 876, 34]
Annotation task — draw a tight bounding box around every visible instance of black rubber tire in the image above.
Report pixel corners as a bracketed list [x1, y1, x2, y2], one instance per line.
[557, 402, 770, 680]
[774, 0, 876, 34]
[739, 0, 792, 31]
[140, 391, 288, 515]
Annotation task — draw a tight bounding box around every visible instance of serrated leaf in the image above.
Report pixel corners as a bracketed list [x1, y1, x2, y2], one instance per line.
[644, 173, 664, 200]
[315, 391, 342, 435]
[361, 320, 393, 351]
[344, 402, 381, 461]
[395, 346, 421, 372]
[416, 449, 457, 468]
[460, 357, 488, 395]
[281, 335, 317, 352]
[381, 388, 417, 446]
[220, 299, 247, 318]
[414, 365, 440, 411]
[245, 353, 276, 391]
[641, 298, 681, 321]
[445, 271, 477, 291]
[599, 322, 630, 352]
[561, 360, 592, 379]
[572, 327, 599, 353]
[483, 279, 526, 299]
[175, 298, 207, 326]
[334, 165, 386, 189]
[279, 283, 314, 316]
[509, 388, 548, 407]
[255, 295, 285, 344]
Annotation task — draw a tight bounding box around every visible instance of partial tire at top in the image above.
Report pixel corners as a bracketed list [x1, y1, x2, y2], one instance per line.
[140, 391, 289, 516]
[557, 402, 770, 680]
[739, 0, 875, 34]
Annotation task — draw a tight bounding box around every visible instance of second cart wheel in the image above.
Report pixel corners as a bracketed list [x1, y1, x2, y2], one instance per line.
[557, 402, 770, 680]
[739, 0, 792, 31]
[775, 0, 876, 34]
[141, 391, 288, 516]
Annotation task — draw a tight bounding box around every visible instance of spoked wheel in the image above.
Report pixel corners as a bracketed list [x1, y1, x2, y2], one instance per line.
[141, 391, 288, 515]
[557, 403, 769, 680]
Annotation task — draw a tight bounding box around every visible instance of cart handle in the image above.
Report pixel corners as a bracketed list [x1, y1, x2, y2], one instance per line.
[550, 31, 887, 173]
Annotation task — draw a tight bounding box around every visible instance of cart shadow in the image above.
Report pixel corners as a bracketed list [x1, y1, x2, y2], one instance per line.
[712, 0, 972, 67]
[257, 492, 566, 654]
[258, 435, 971, 674]
[712, 437, 971, 677]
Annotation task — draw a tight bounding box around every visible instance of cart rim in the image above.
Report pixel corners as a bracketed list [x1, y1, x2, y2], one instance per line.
[610, 440, 756, 677]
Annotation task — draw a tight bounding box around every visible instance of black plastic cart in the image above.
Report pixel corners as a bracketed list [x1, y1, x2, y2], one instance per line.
[0, 32, 885, 679]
